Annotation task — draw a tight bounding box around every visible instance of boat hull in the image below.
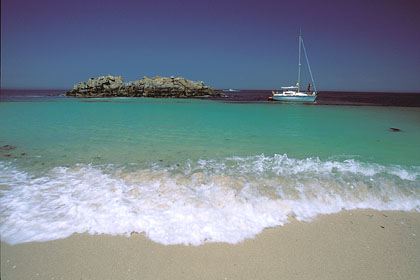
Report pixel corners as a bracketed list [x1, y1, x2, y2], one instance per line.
[272, 95, 317, 102]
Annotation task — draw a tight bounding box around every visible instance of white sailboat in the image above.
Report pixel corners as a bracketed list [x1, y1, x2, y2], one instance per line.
[271, 32, 317, 103]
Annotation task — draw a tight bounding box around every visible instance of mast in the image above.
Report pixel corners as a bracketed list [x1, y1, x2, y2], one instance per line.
[297, 32, 302, 93]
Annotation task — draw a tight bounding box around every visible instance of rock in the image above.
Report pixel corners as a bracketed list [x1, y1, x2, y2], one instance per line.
[66, 75, 226, 98]
[0, 145, 17, 151]
[389, 127, 402, 132]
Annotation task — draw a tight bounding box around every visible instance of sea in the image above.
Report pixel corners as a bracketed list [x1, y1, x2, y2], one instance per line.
[1, 89, 420, 245]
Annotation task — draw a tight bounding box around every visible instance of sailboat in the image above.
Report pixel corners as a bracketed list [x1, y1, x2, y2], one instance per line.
[271, 32, 317, 102]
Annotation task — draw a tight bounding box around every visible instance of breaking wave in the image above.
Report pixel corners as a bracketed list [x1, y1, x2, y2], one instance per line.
[1, 154, 419, 245]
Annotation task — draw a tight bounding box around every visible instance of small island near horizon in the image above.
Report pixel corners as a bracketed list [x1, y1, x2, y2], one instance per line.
[66, 75, 226, 98]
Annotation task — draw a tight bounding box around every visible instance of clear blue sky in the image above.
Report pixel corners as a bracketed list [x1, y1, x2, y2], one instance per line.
[2, 0, 420, 91]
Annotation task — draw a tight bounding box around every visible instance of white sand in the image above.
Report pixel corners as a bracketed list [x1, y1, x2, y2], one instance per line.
[2, 209, 420, 280]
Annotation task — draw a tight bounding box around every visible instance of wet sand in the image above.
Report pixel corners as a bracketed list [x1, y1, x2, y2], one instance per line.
[2, 209, 420, 280]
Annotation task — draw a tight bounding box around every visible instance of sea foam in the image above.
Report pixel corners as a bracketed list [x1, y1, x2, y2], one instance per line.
[1, 154, 419, 245]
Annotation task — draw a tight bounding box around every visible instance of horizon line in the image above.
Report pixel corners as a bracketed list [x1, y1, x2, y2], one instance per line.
[1, 87, 420, 94]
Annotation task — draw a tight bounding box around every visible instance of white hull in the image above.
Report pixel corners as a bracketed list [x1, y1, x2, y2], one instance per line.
[272, 94, 316, 102]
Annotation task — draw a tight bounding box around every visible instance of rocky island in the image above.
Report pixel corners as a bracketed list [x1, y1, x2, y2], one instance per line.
[66, 75, 225, 98]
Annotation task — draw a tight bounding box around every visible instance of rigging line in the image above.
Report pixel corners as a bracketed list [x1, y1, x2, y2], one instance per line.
[301, 39, 317, 93]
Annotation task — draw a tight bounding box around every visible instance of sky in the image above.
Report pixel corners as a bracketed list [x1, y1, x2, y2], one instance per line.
[1, 0, 420, 91]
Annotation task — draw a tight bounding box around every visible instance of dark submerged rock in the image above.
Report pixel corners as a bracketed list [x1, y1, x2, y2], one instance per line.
[0, 145, 17, 151]
[389, 127, 402, 132]
[66, 75, 226, 98]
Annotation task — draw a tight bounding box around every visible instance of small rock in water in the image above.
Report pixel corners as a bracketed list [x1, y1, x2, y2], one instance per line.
[389, 127, 401, 132]
[0, 145, 17, 151]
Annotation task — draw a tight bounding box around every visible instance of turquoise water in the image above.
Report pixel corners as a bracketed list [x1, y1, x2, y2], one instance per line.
[2, 97, 419, 167]
[1, 96, 420, 245]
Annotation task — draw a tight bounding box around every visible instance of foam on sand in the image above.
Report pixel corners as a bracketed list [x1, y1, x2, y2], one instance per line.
[1, 154, 419, 245]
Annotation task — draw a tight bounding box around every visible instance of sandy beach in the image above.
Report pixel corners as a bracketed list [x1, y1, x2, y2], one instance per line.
[2, 209, 419, 280]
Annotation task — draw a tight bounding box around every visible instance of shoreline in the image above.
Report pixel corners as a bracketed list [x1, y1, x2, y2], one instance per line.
[2, 209, 419, 280]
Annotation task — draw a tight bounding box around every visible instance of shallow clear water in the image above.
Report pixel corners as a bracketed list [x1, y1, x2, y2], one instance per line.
[1, 96, 419, 245]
